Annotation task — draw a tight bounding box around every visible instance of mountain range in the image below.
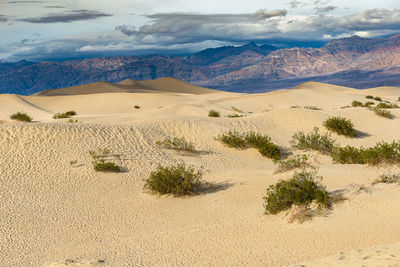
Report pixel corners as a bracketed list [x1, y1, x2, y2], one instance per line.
[1, 34, 400, 95]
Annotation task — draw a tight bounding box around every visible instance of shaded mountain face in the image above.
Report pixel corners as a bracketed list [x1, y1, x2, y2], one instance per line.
[1, 35, 400, 95]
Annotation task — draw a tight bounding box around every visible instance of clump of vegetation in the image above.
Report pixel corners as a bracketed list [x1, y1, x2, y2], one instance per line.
[9, 112, 32, 122]
[227, 114, 245, 118]
[69, 160, 78, 166]
[323, 116, 357, 138]
[263, 170, 330, 215]
[351, 100, 364, 107]
[372, 107, 394, 119]
[274, 154, 314, 173]
[216, 131, 281, 160]
[134, 105, 141, 109]
[331, 141, 400, 165]
[290, 127, 336, 155]
[303, 106, 322, 110]
[341, 105, 351, 109]
[53, 111, 77, 119]
[208, 109, 220, 117]
[373, 174, 400, 185]
[366, 95, 374, 99]
[376, 103, 399, 109]
[290, 105, 301, 108]
[374, 96, 382, 101]
[143, 162, 205, 196]
[156, 137, 196, 152]
[67, 119, 78, 123]
[397, 97, 400, 102]
[89, 148, 122, 172]
[231, 106, 244, 113]
[364, 102, 375, 107]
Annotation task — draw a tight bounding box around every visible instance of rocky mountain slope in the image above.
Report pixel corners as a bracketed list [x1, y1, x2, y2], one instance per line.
[1, 34, 400, 94]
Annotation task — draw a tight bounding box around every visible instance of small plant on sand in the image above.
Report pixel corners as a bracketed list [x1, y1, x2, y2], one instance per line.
[67, 119, 78, 123]
[216, 131, 281, 160]
[323, 116, 357, 138]
[156, 137, 196, 152]
[351, 100, 364, 107]
[373, 174, 400, 185]
[364, 101, 375, 107]
[340, 105, 351, 109]
[303, 106, 321, 110]
[227, 114, 245, 118]
[231, 106, 244, 113]
[263, 170, 330, 215]
[398, 97, 400, 102]
[10, 112, 33, 122]
[376, 103, 399, 109]
[372, 107, 394, 119]
[134, 105, 141, 109]
[69, 160, 78, 166]
[274, 154, 314, 173]
[366, 95, 374, 99]
[373, 96, 382, 101]
[290, 127, 335, 155]
[331, 145, 364, 164]
[290, 105, 301, 108]
[92, 160, 122, 172]
[53, 111, 77, 119]
[208, 109, 220, 117]
[143, 162, 205, 196]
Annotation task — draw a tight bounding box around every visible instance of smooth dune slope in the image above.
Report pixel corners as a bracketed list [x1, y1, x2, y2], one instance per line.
[1, 81, 400, 266]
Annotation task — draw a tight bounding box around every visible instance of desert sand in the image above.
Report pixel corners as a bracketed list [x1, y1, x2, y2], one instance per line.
[1, 78, 400, 266]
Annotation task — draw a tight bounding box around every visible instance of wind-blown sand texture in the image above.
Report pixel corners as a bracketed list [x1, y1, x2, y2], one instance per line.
[1, 79, 400, 266]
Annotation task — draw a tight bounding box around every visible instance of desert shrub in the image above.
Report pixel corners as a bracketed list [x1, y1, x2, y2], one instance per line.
[351, 100, 363, 107]
[290, 127, 335, 155]
[290, 105, 301, 108]
[274, 154, 313, 173]
[53, 111, 77, 119]
[341, 105, 351, 109]
[156, 137, 195, 152]
[372, 107, 394, 119]
[398, 97, 400, 102]
[376, 103, 399, 109]
[134, 105, 141, 109]
[373, 96, 382, 101]
[143, 162, 204, 196]
[331, 146, 364, 164]
[231, 106, 244, 113]
[365, 95, 374, 99]
[92, 159, 122, 172]
[364, 101, 375, 107]
[373, 174, 400, 185]
[208, 109, 220, 117]
[304, 106, 321, 110]
[263, 170, 330, 214]
[10, 112, 32, 122]
[216, 131, 281, 160]
[227, 114, 245, 118]
[67, 119, 78, 123]
[323, 116, 357, 138]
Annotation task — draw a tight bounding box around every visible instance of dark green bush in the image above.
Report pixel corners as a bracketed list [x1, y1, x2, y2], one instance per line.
[331, 146, 364, 164]
[263, 170, 330, 214]
[365, 95, 374, 99]
[208, 109, 220, 117]
[65, 111, 77, 116]
[156, 137, 195, 152]
[372, 107, 394, 119]
[53, 111, 77, 119]
[143, 162, 204, 196]
[216, 131, 281, 160]
[274, 154, 313, 173]
[290, 128, 335, 155]
[351, 100, 363, 107]
[323, 116, 357, 137]
[92, 160, 122, 172]
[374, 96, 382, 101]
[364, 102, 375, 107]
[376, 103, 399, 109]
[10, 112, 32, 122]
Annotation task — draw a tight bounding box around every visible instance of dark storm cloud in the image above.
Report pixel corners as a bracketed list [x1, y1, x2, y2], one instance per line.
[18, 10, 112, 23]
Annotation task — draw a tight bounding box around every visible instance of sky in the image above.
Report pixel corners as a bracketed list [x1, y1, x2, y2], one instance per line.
[0, 0, 399, 62]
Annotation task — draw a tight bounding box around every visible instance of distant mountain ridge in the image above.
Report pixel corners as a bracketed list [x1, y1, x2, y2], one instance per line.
[1, 34, 400, 95]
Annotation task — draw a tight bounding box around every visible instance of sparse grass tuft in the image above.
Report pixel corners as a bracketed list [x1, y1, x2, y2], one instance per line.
[156, 137, 196, 152]
[372, 107, 394, 119]
[231, 106, 244, 113]
[143, 162, 205, 196]
[341, 105, 351, 109]
[67, 119, 78, 123]
[323, 116, 357, 138]
[53, 111, 77, 119]
[208, 109, 220, 117]
[10, 112, 32, 122]
[376, 103, 399, 109]
[373, 174, 400, 185]
[263, 170, 330, 215]
[351, 100, 364, 107]
[92, 160, 122, 172]
[227, 114, 245, 118]
[274, 154, 313, 173]
[303, 106, 321, 110]
[290, 127, 335, 155]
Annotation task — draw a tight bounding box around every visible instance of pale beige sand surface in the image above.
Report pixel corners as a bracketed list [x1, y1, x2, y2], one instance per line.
[1, 80, 400, 266]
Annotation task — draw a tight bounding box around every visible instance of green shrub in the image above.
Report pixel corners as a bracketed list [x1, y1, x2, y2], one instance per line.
[143, 162, 204, 196]
[208, 109, 220, 117]
[372, 107, 394, 119]
[303, 106, 321, 110]
[376, 103, 399, 109]
[323, 116, 357, 137]
[92, 159, 122, 172]
[263, 170, 330, 214]
[53, 111, 77, 119]
[274, 154, 313, 173]
[67, 119, 78, 123]
[290, 127, 335, 155]
[364, 102, 375, 107]
[373, 96, 382, 101]
[65, 111, 77, 116]
[156, 137, 195, 152]
[216, 131, 281, 160]
[331, 146, 364, 164]
[227, 114, 245, 118]
[290, 105, 301, 108]
[351, 100, 363, 107]
[365, 95, 374, 99]
[10, 112, 32, 122]
[134, 105, 141, 109]
[397, 97, 400, 102]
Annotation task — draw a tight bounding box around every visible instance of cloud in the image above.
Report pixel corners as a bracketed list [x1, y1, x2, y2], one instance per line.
[46, 6, 66, 9]
[315, 5, 337, 14]
[18, 10, 112, 23]
[0, 15, 7, 23]
[7, 0, 45, 3]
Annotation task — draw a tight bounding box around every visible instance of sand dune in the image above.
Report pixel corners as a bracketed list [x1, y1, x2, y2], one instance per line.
[1, 80, 400, 266]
